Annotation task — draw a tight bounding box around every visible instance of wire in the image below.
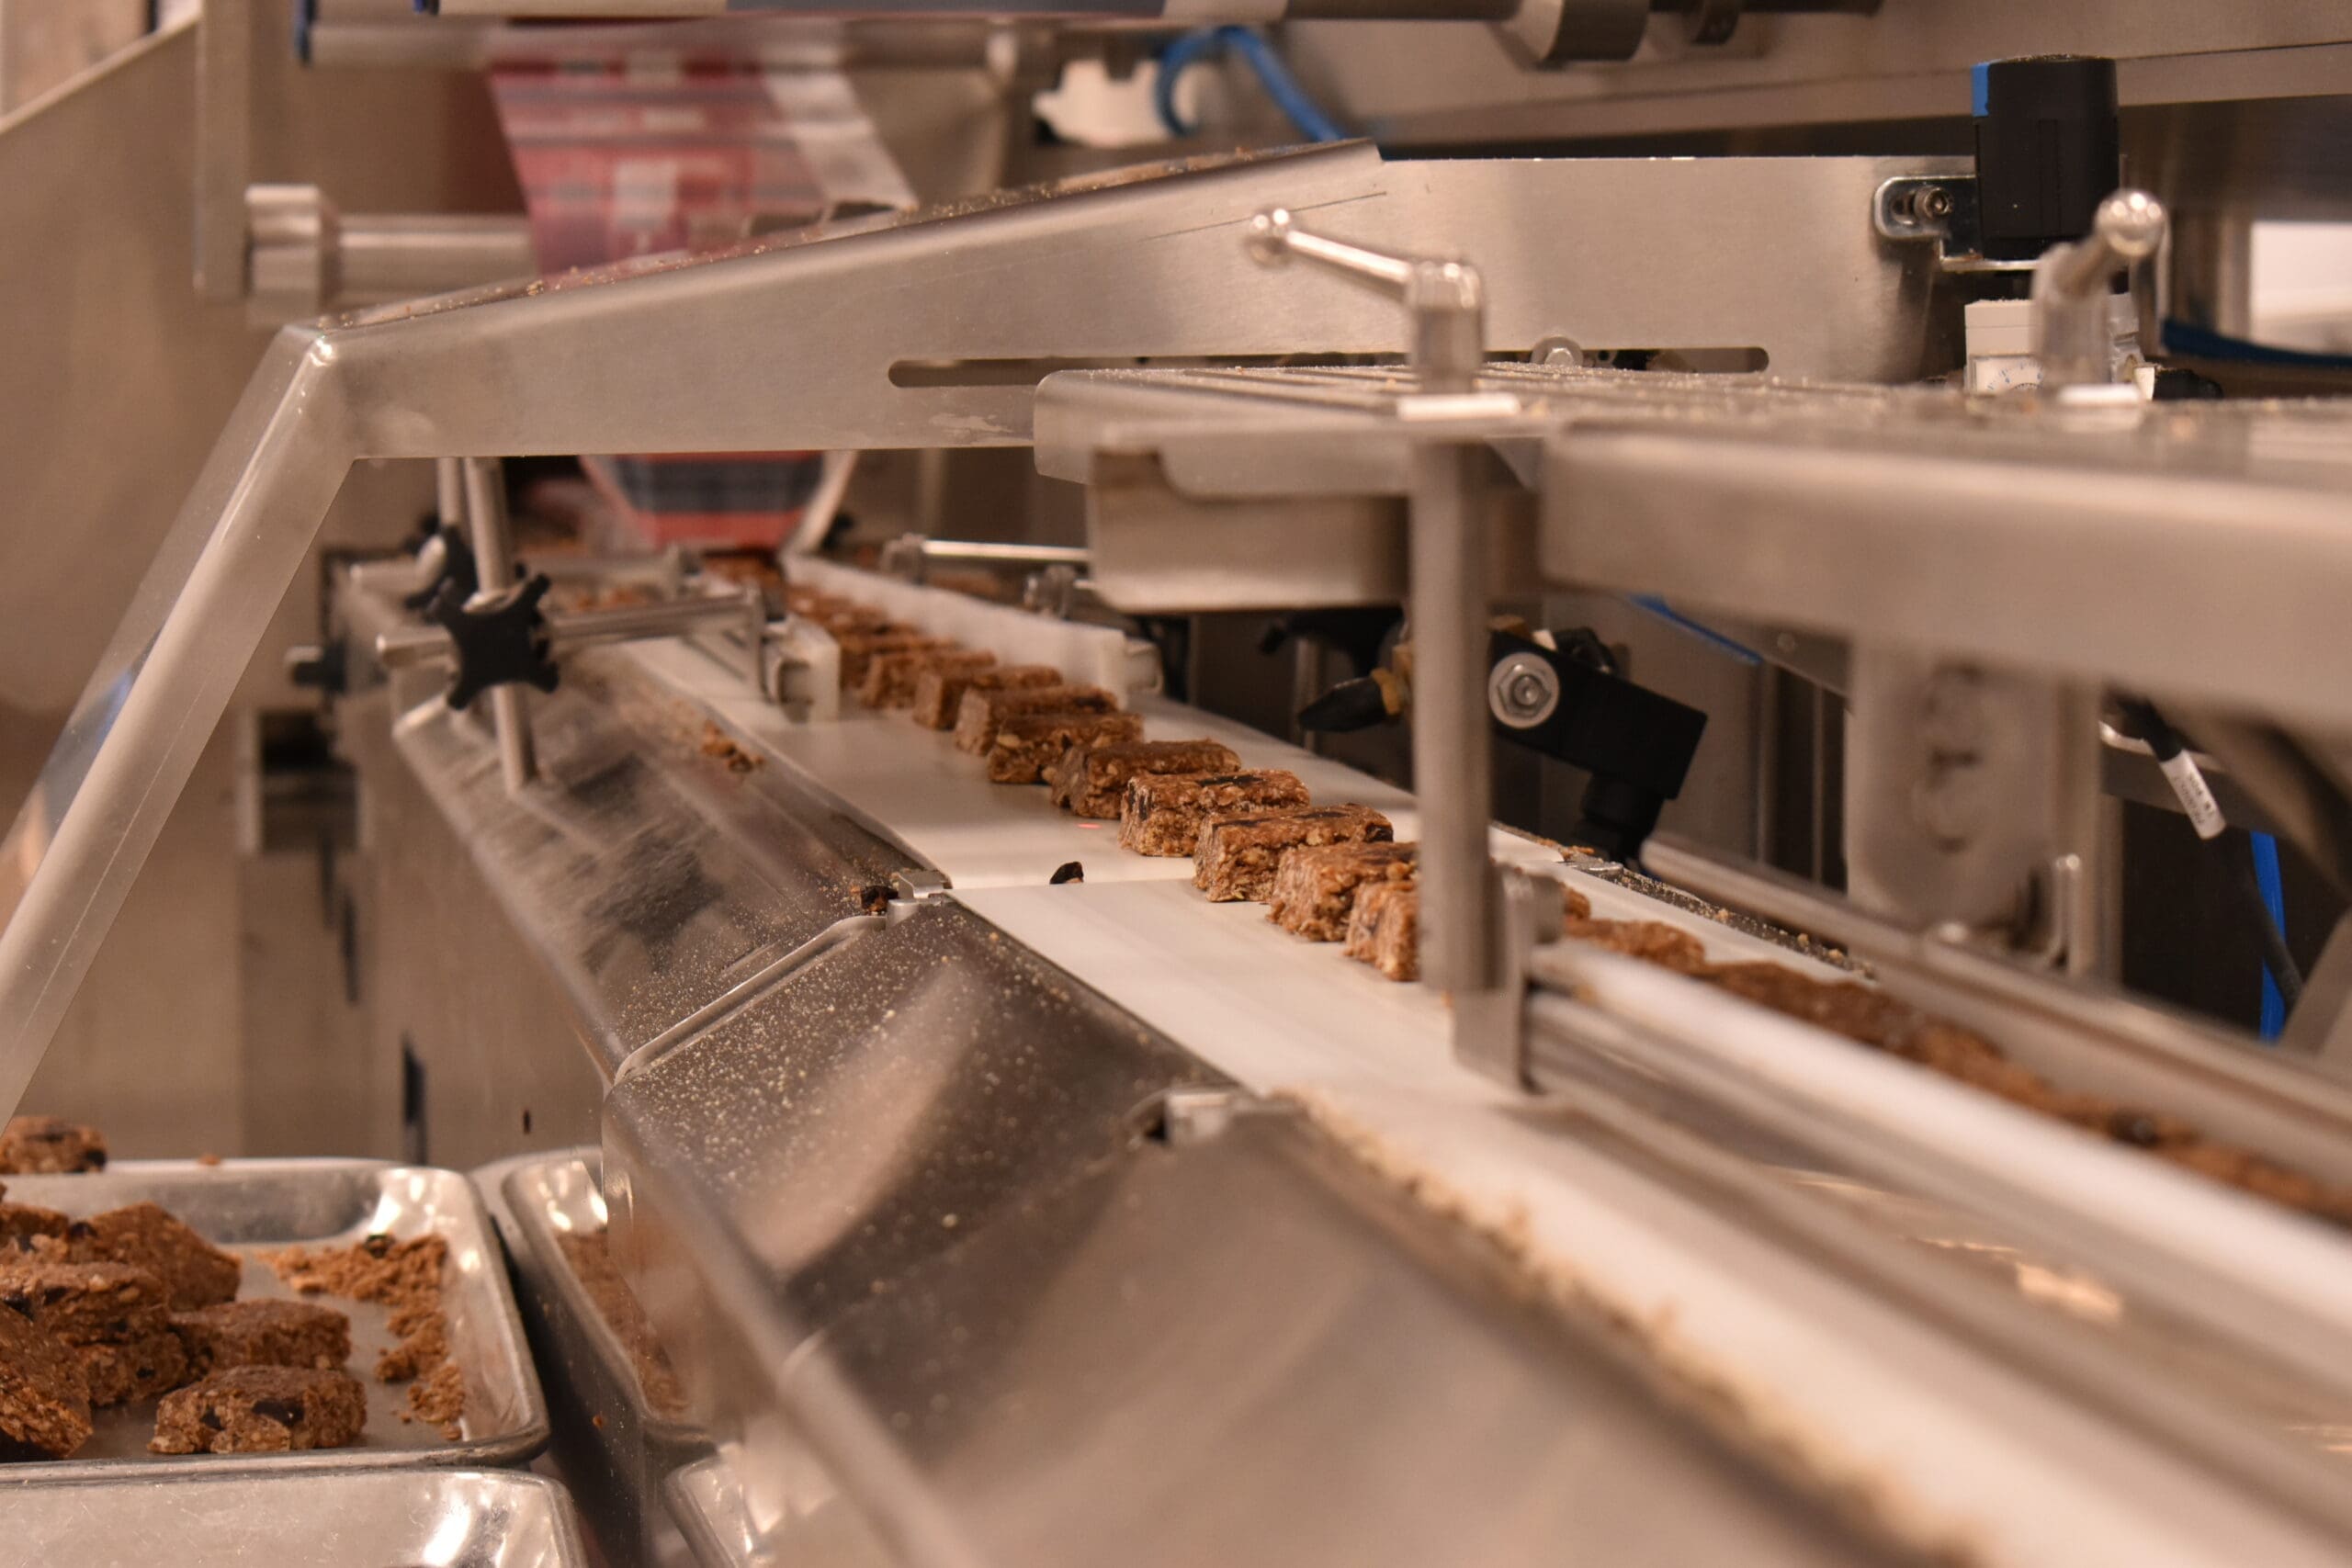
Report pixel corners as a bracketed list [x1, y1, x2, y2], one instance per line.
[2161, 319, 2352, 373]
[2252, 832, 2291, 1039]
[1156, 27, 1350, 145]
[2117, 697, 2304, 1032]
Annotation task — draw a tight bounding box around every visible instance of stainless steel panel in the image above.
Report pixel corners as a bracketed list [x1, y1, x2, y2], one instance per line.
[382, 649, 916, 1078]
[2, 1468, 589, 1568]
[496, 1150, 711, 1568]
[0, 1160, 549, 1480]
[604, 897, 1224, 1551]
[761, 1111, 1902, 1568]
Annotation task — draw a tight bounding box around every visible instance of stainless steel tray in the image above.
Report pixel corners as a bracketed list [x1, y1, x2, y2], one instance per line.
[3, 1467, 588, 1567]
[0, 1159, 549, 1479]
[491, 1150, 709, 1564]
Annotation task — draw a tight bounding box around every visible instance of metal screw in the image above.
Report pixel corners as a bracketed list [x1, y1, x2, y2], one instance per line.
[1487, 651, 1561, 728]
[1898, 185, 1952, 228]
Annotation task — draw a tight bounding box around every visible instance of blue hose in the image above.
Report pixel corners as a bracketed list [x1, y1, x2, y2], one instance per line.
[1157, 27, 1349, 145]
[2253, 832, 2289, 1041]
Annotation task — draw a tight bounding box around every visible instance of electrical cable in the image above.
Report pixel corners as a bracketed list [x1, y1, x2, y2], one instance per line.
[1156, 27, 1350, 145]
[2252, 832, 2290, 1040]
[2117, 697, 2303, 1026]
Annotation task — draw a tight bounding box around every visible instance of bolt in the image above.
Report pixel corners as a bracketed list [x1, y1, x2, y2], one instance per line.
[1507, 672, 1548, 713]
[1899, 186, 1952, 227]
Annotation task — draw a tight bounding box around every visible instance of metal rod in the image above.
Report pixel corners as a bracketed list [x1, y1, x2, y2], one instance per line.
[461, 457, 536, 792]
[917, 540, 1091, 567]
[1408, 443, 1494, 994]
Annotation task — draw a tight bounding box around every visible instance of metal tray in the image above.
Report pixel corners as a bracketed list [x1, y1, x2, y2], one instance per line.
[4, 1467, 589, 1567]
[492, 1150, 710, 1563]
[0, 1159, 549, 1479]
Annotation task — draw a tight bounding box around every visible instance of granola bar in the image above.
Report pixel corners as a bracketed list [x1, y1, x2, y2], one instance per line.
[910, 663, 1058, 730]
[149, 1367, 367, 1454]
[1047, 739, 1240, 818]
[859, 647, 995, 710]
[1267, 842, 1419, 941]
[172, 1299, 352, 1377]
[0, 1202, 68, 1252]
[984, 711, 1147, 784]
[62, 1203, 241, 1311]
[1559, 917, 1711, 976]
[1193, 806, 1395, 903]
[0, 1117, 106, 1174]
[836, 630, 950, 690]
[0, 1299, 91, 1459]
[952, 683, 1117, 754]
[0, 1261, 169, 1345]
[75, 1330, 188, 1406]
[1344, 884, 1420, 981]
[1117, 771, 1310, 857]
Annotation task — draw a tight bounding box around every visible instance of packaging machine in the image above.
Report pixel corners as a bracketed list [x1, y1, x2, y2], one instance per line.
[8, 3, 2352, 1564]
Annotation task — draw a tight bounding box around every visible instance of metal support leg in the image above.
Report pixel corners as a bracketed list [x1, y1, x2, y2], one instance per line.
[460, 457, 536, 793]
[1408, 443, 1495, 996]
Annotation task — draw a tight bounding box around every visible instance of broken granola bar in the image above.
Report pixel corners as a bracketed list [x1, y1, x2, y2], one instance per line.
[984, 711, 1147, 784]
[1117, 771, 1309, 857]
[149, 1366, 367, 1454]
[910, 664, 1058, 730]
[63, 1203, 241, 1311]
[0, 1299, 91, 1459]
[1047, 739, 1240, 818]
[0, 1117, 106, 1174]
[1267, 841, 1419, 941]
[952, 683, 1117, 754]
[1345, 884, 1420, 981]
[859, 647, 995, 710]
[1194, 806, 1394, 903]
[172, 1299, 351, 1377]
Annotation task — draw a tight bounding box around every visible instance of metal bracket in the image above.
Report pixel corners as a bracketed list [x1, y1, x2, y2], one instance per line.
[890, 868, 955, 902]
[1872, 174, 2034, 275]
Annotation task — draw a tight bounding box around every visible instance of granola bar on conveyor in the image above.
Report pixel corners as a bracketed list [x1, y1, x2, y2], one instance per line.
[859, 647, 995, 710]
[837, 631, 951, 690]
[1047, 739, 1239, 818]
[1118, 771, 1310, 857]
[1193, 806, 1394, 903]
[985, 711, 1146, 784]
[952, 683, 1117, 754]
[1267, 841, 1419, 941]
[1345, 884, 1420, 981]
[910, 664, 1058, 730]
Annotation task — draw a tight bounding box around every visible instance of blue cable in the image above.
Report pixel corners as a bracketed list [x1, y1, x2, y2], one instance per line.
[1157, 27, 1349, 145]
[2253, 832, 2289, 1041]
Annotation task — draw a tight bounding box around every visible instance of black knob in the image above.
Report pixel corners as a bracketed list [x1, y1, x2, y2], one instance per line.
[425, 574, 559, 712]
[1973, 56, 2121, 264]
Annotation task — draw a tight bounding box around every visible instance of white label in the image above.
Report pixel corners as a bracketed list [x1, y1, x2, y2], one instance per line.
[2159, 751, 2226, 840]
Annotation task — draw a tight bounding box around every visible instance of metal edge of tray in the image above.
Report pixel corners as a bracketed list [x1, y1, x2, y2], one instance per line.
[663, 1453, 761, 1568]
[4, 1466, 593, 1568]
[497, 1151, 707, 1451]
[0, 1158, 551, 1481]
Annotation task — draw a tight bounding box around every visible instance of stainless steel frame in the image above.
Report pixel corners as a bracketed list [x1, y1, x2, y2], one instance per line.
[0, 143, 1966, 1119]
